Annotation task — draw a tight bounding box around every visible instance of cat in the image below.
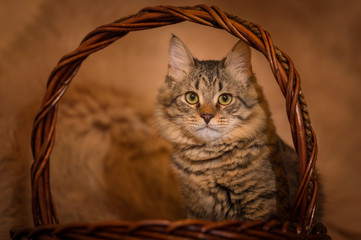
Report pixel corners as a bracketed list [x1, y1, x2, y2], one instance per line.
[155, 35, 300, 221]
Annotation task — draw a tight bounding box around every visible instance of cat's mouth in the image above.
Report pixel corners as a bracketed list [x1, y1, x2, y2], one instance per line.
[194, 125, 223, 142]
[196, 125, 218, 132]
[195, 125, 222, 136]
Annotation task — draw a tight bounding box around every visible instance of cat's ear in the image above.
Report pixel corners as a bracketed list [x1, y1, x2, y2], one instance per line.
[224, 40, 252, 80]
[168, 35, 194, 80]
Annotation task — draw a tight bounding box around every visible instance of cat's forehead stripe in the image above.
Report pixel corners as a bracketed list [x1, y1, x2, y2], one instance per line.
[195, 60, 222, 86]
[195, 79, 200, 90]
[218, 81, 223, 91]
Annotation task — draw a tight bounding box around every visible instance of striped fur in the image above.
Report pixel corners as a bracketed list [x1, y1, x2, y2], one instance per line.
[155, 36, 299, 221]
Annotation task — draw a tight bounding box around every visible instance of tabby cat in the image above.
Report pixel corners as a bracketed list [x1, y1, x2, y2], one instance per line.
[155, 35, 299, 221]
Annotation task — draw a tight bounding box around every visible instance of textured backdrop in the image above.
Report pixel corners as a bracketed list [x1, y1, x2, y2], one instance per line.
[1, 1, 360, 239]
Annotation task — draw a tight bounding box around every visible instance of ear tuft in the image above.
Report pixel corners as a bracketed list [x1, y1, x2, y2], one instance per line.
[224, 40, 252, 79]
[168, 35, 194, 80]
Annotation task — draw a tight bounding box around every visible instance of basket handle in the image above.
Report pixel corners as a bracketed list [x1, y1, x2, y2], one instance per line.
[30, 4, 319, 230]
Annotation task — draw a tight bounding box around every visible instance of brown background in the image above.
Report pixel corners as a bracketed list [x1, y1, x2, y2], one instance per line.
[1, 0, 360, 239]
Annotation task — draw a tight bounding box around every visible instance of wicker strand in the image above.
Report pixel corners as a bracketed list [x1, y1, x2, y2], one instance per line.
[10, 220, 327, 240]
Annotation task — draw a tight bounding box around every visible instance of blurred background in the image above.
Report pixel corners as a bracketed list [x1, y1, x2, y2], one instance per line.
[1, 0, 360, 239]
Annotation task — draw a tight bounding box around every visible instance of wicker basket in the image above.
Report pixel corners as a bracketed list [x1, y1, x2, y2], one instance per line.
[10, 5, 330, 240]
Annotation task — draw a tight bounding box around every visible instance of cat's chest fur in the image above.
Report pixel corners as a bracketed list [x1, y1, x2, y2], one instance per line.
[171, 137, 285, 221]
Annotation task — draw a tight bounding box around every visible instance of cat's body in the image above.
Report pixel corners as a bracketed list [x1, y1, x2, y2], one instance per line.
[155, 36, 299, 221]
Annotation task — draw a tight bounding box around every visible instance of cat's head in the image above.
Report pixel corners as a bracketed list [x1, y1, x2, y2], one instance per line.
[156, 35, 268, 145]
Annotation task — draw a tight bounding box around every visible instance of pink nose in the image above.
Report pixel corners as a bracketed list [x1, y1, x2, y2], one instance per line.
[201, 113, 214, 124]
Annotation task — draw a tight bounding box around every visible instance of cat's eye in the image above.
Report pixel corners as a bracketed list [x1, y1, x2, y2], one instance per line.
[185, 92, 199, 105]
[218, 94, 232, 105]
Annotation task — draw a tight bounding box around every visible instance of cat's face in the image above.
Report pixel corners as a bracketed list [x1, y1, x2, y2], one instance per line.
[156, 36, 265, 144]
[165, 62, 252, 142]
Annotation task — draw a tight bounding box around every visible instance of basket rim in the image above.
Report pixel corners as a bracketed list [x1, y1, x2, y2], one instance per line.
[26, 4, 324, 240]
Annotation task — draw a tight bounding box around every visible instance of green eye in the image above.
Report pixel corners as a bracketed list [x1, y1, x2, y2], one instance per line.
[218, 94, 232, 105]
[185, 92, 199, 105]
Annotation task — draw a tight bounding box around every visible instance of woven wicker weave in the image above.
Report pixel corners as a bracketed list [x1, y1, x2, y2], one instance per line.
[10, 5, 330, 240]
